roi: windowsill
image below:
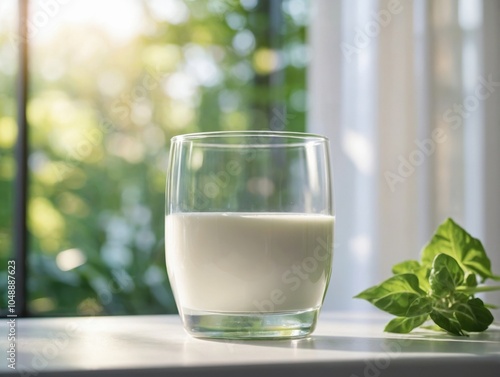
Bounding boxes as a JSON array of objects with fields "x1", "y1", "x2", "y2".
[{"x1": 3, "y1": 312, "x2": 500, "y2": 376}]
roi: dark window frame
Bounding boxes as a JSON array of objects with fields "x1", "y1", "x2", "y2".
[{"x1": 13, "y1": 0, "x2": 28, "y2": 317}]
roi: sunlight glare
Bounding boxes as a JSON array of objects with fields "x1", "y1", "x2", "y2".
[
  {"x1": 342, "y1": 129, "x2": 374, "y2": 175},
  {"x1": 349, "y1": 234, "x2": 372, "y2": 261},
  {"x1": 33, "y1": 0, "x2": 146, "y2": 44},
  {"x1": 56, "y1": 248, "x2": 87, "y2": 271}
]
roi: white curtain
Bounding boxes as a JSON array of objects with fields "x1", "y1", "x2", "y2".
[{"x1": 308, "y1": 0, "x2": 500, "y2": 313}]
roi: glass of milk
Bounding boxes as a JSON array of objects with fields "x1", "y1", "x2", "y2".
[{"x1": 165, "y1": 131, "x2": 334, "y2": 339}]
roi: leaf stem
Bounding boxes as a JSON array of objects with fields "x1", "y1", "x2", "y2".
[{"x1": 456, "y1": 285, "x2": 500, "y2": 293}]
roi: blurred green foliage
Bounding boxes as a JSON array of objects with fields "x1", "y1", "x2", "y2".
[{"x1": 0, "y1": 0, "x2": 308, "y2": 316}]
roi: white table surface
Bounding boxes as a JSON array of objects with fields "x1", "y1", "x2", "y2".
[{"x1": 1, "y1": 312, "x2": 499, "y2": 376}]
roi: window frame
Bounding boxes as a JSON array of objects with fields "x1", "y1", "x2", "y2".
[{"x1": 12, "y1": 0, "x2": 28, "y2": 318}]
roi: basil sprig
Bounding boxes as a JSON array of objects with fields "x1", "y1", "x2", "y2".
[{"x1": 355, "y1": 218, "x2": 500, "y2": 335}]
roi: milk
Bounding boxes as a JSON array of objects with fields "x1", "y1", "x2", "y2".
[{"x1": 165, "y1": 212, "x2": 334, "y2": 313}]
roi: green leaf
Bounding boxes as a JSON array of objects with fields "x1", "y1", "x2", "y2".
[
  {"x1": 430, "y1": 309, "x2": 465, "y2": 336},
  {"x1": 422, "y1": 218, "x2": 496, "y2": 281},
  {"x1": 384, "y1": 315, "x2": 429, "y2": 333},
  {"x1": 465, "y1": 273, "x2": 477, "y2": 287},
  {"x1": 392, "y1": 260, "x2": 420, "y2": 274},
  {"x1": 429, "y1": 253, "x2": 465, "y2": 297},
  {"x1": 454, "y1": 298, "x2": 494, "y2": 332},
  {"x1": 355, "y1": 274, "x2": 426, "y2": 316},
  {"x1": 392, "y1": 260, "x2": 431, "y2": 292},
  {"x1": 453, "y1": 292, "x2": 471, "y2": 303},
  {"x1": 406, "y1": 296, "x2": 433, "y2": 316},
  {"x1": 355, "y1": 218, "x2": 498, "y2": 335}
]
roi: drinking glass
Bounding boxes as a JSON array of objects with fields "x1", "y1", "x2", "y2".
[{"x1": 165, "y1": 131, "x2": 334, "y2": 339}]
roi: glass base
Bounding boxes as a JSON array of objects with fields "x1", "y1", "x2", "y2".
[{"x1": 181, "y1": 307, "x2": 320, "y2": 339}]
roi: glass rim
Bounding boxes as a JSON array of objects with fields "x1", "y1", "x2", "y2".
[{"x1": 170, "y1": 130, "x2": 329, "y2": 148}]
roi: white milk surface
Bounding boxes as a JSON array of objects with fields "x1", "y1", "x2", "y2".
[{"x1": 166, "y1": 213, "x2": 334, "y2": 313}]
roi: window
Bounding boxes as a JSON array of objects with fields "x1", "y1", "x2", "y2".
[
  {"x1": 1, "y1": 0, "x2": 310, "y2": 317},
  {"x1": 7, "y1": 0, "x2": 498, "y2": 320},
  {"x1": 1, "y1": 0, "x2": 20, "y2": 313}
]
